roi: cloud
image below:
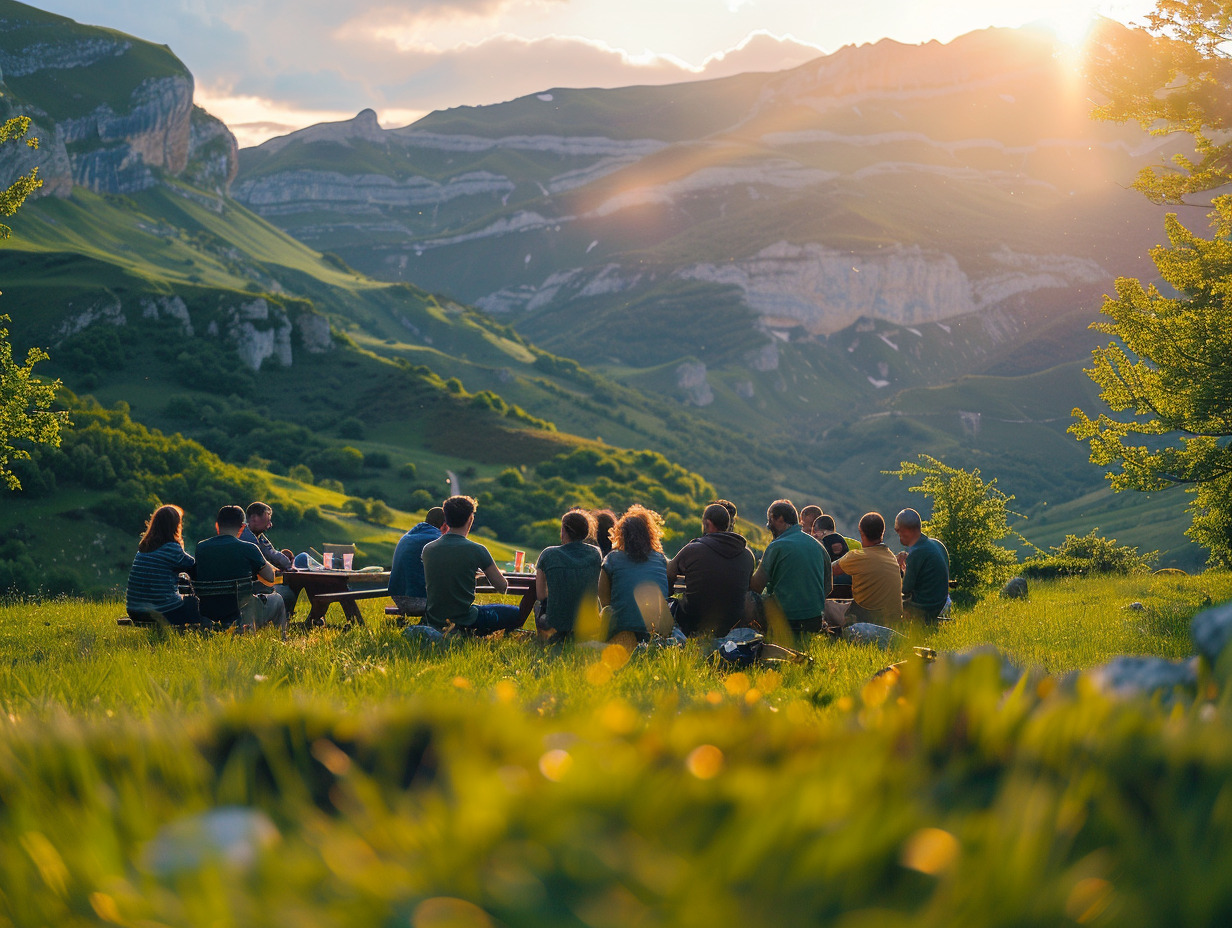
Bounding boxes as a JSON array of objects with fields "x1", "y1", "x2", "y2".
[{"x1": 37, "y1": 1, "x2": 822, "y2": 145}]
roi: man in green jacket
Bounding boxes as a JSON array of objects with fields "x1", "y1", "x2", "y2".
[{"x1": 750, "y1": 499, "x2": 832, "y2": 639}]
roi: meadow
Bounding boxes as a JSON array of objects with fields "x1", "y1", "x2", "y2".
[{"x1": 1, "y1": 573, "x2": 1230, "y2": 926}]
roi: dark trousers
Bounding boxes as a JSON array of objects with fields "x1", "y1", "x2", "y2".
[{"x1": 463, "y1": 604, "x2": 524, "y2": 636}]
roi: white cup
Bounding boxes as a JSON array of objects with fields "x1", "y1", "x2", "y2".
[
  {"x1": 342, "y1": 552, "x2": 354, "y2": 570},
  {"x1": 323, "y1": 552, "x2": 333, "y2": 569}
]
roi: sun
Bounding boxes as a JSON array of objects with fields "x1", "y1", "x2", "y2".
[{"x1": 1036, "y1": 10, "x2": 1098, "y2": 50}]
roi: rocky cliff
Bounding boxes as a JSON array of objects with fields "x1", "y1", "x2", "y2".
[{"x1": 0, "y1": 0, "x2": 237, "y2": 197}]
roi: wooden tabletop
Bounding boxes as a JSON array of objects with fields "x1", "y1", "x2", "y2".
[{"x1": 281, "y1": 569, "x2": 390, "y2": 582}]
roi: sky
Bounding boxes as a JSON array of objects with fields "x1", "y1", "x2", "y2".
[{"x1": 36, "y1": 0, "x2": 1154, "y2": 148}]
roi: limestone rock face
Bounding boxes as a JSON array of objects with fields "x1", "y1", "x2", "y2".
[
  {"x1": 675, "y1": 361, "x2": 714, "y2": 407},
  {"x1": 0, "y1": 14, "x2": 237, "y2": 197}
]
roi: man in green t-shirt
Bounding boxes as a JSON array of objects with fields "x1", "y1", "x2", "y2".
[
  {"x1": 750, "y1": 499, "x2": 832, "y2": 638},
  {"x1": 894, "y1": 508, "x2": 950, "y2": 622},
  {"x1": 421, "y1": 495, "x2": 524, "y2": 635}
]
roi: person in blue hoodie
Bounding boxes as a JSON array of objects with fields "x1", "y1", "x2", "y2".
[{"x1": 388, "y1": 506, "x2": 446, "y2": 615}]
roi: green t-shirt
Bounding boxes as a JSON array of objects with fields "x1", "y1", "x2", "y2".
[
  {"x1": 760, "y1": 524, "x2": 831, "y2": 623},
  {"x1": 193, "y1": 534, "x2": 267, "y2": 583},
  {"x1": 902, "y1": 535, "x2": 950, "y2": 618},
  {"x1": 537, "y1": 541, "x2": 602, "y2": 635},
  {"x1": 422, "y1": 533, "x2": 495, "y2": 627}
]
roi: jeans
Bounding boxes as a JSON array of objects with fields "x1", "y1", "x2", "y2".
[{"x1": 464, "y1": 604, "x2": 524, "y2": 636}]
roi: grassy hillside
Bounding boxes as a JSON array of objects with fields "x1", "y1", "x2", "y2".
[{"x1": 0, "y1": 573, "x2": 1229, "y2": 924}]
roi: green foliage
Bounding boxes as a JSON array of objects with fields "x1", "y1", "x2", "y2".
[
  {"x1": 0, "y1": 116, "x2": 42, "y2": 239},
  {"x1": 408, "y1": 489, "x2": 435, "y2": 510},
  {"x1": 364, "y1": 451, "x2": 391, "y2": 469},
  {"x1": 1022, "y1": 529, "x2": 1157, "y2": 580},
  {"x1": 1089, "y1": 4, "x2": 1232, "y2": 203},
  {"x1": 0, "y1": 315, "x2": 66, "y2": 491},
  {"x1": 397, "y1": 462, "x2": 418, "y2": 480},
  {"x1": 475, "y1": 447, "x2": 715, "y2": 551},
  {"x1": 311, "y1": 446, "x2": 365, "y2": 479},
  {"x1": 887, "y1": 455, "x2": 1021, "y2": 599},
  {"x1": 289, "y1": 463, "x2": 314, "y2": 483},
  {"x1": 337, "y1": 416, "x2": 365, "y2": 440},
  {"x1": 1081, "y1": 3, "x2": 1232, "y2": 567}
]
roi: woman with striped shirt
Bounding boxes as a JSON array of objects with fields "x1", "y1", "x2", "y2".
[{"x1": 125, "y1": 504, "x2": 202, "y2": 625}]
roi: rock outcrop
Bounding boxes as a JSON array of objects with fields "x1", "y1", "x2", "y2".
[{"x1": 0, "y1": 8, "x2": 237, "y2": 197}]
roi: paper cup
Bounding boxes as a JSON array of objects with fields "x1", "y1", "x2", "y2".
[
  {"x1": 323, "y1": 552, "x2": 333, "y2": 569},
  {"x1": 342, "y1": 552, "x2": 354, "y2": 570}
]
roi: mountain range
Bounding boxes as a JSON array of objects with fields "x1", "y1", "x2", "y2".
[{"x1": 0, "y1": 0, "x2": 1202, "y2": 584}]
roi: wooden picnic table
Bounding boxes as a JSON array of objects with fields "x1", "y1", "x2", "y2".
[{"x1": 280, "y1": 569, "x2": 390, "y2": 626}]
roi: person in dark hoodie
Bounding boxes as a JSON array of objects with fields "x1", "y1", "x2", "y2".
[
  {"x1": 532, "y1": 509, "x2": 603, "y2": 640},
  {"x1": 666, "y1": 502, "x2": 757, "y2": 636},
  {"x1": 388, "y1": 506, "x2": 446, "y2": 615}
]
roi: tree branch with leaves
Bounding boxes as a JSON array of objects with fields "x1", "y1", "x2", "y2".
[{"x1": 0, "y1": 115, "x2": 66, "y2": 490}]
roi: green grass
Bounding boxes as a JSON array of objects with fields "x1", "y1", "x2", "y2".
[{"x1": 0, "y1": 573, "x2": 1230, "y2": 925}]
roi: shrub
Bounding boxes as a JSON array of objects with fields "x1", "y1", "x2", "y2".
[
  {"x1": 365, "y1": 451, "x2": 391, "y2": 469},
  {"x1": 337, "y1": 417, "x2": 365, "y2": 440},
  {"x1": 887, "y1": 455, "x2": 1021, "y2": 601},
  {"x1": 408, "y1": 489, "x2": 435, "y2": 510},
  {"x1": 398, "y1": 462, "x2": 418, "y2": 480},
  {"x1": 311, "y1": 446, "x2": 364, "y2": 479},
  {"x1": 367, "y1": 500, "x2": 395, "y2": 526},
  {"x1": 1022, "y1": 530, "x2": 1157, "y2": 580},
  {"x1": 289, "y1": 464, "x2": 314, "y2": 483}
]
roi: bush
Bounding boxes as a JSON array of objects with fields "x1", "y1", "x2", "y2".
[
  {"x1": 337, "y1": 417, "x2": 365, "y2": 440},
  {"x1": 408, "y1": 489, "x2": 435, "y2": 510},
  {"x1": 398, "y1": 462, "x2": 418, "y2": 480},
  {"x1": 365, "y1": 451, "x2": 391, "y2": 469},
  {"x1": 887, "y1": 455, "x2": 1021, "y2": 600},
  {"x1": 311, "y1": 446, "x2": 364, "y2": 479},
  {"x1": 289, "y1": 464, "x2": 314, "y2": 484},
  {"x1": 498, "y1": 468, "x2": 524, "y2": 488},
  {"x1": 368, "y1": 500, "x2": 395, "y2": 526},
  {"x1": 1022, "y1": 530, "x2": 1157, "y2": 580}
]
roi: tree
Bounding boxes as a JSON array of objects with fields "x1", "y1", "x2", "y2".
[
  {"x1": 1074, "y1": 3, "x2": 1232, "y2": 565},
  {"x1": 886, "y1": 455, "x2": 1021, "y2": 600},
  {"x1": 0, "y1": 116, "x2": 64, "y2": 491}
]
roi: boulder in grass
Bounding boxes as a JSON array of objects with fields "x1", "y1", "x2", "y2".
[
  {"x1": 145, "y1": 807, "x2": 279, "y2": 876},
  {"x1": 1087, "y1": 656, "x2": 1198, "y2": 702},
  {"x1": 1124, "y1": 601, "x2": 1146, "y2": 612},
  {"x1": 943, "y1": 645, "x2": 1026, "y2": 687},
  {"x1": 1001, "y1": 576, "x2": 1029, "y2": 599},
  {"x1": 844, "y1": 623, "x2": 903, "y2": 650},
  {"x1": 402, "y1": 624, "x2": 446, "y2": 647},
  {"x1": 1192, "y1": 601, "x2": 1232, "y2": 666}
]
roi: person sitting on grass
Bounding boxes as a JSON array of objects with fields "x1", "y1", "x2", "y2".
[
  {"x1": 667, "y1": 502, "x2": 756, "y2": 637},
  {"x1": 799, "y1": 504, "x2": 823, "y2": 537},
  {"x1": 750, "y1": 499, "x2": 832, "y2": 639},
  {"x1": 125, "y1": 504, "x2": 202, "y2": 626},
  {"x1": 421, "y1": 495, "x2": 523, "y2": 636},
  {"x1": 388, "y1": 506, "x2": 446, "y2": 617},
  {"x1": 812, "y1": 514, "x2": 852, "y2": 598},
  {"x1": 894, "y1": 507, "x2": 951, "y2": 622},
  {"x1": 712, "y1": 499, "x2": 738, "y2": 527},
  {"x1": 529, "y1": 509, "x2": 603, "y2": 641},
  {"x1": 599, "y1": 505, "x2": 672, "y2": 645},
  {"x1": 826, "y1": 512, "x2": 903, "y2": 628},
  {"x1": 593, "y1": 509, "x2": 617, "y2": 558},
  {"x1": 195, "y1": 505, "x2": 285, "y2": 633}
]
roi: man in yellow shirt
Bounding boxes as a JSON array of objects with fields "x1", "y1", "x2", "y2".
[{"x1": 825, "y1": 512, "x2": 903, "y2": 627}]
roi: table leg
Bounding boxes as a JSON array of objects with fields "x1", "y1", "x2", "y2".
[
  {"x1": 304, "y1": 596, "x2": 329, "y2": 627},
  {"x1": 342, "y1": 599, "x2": 365, "y2": 627}
]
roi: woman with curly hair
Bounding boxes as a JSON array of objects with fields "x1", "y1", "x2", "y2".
[
  {"x1": 598, "y1": 504, "x2": 671, "y2": 642},
  {"x1": 125, "y1": 504, "x2": 202, "y2": 625}
]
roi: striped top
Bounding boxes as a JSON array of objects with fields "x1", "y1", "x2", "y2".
[{"x1": 125, "y1": 542, "x2": 195, "y2": 614}]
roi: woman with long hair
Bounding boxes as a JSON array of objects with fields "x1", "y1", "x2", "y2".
[
  {"x1": 125, "y1": 504, "x2": 202, "y2": 625},
  {"x1": 598, "y1": 505, "x2": 671, "y2": 642}
]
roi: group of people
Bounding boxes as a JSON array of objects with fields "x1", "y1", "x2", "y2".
[
  {"x1": 126, "y1": 493, "x2": 950, "y2": 642},
  {"x1": 389, "y1": 495, "x2": 951, "y2": 644},
  {"x1": 125, "y1": 501, "x2": 296, "y2": 632}
]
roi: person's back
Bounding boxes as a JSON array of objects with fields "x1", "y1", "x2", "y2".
[
  {"x1": 422, "y1": 532, "x2": 491, "y2": 628},
  {"x1": 194, "y1": 505, "x2": 279, "y2": 628},
  {"x1": 761, "y1": 523, "x2": 831, "y2": 624},
  {"x1": 672, "y1": 531, "x2": 755, "y2": 636},
  {"x1": 389, "y1": 508, "x2": 446, "y2": 612},
  {"x1": 836, "y1": 545, "x2": 902, "y2": 623},
  {"x1": 902, "y1": 535, "x2": 950, "y2": 620},
  {"x1": 537, "y1": 540, "x2": 602, "y2": 635},
  {"x1": 603, "y1": 547, "x2": 669, "y2": 635}
]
